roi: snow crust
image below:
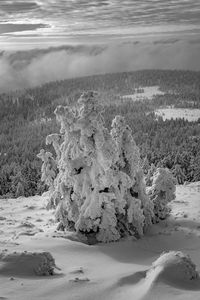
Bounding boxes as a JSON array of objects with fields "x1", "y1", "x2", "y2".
[{"x1": 0, "y1": 182, "x2": 200, "y2": 299}]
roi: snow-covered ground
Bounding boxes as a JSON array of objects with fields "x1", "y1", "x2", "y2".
[
  {"x1": 155, "y1": 108, "x2": 200, "y2": 121},
  {"x1": 1, "y1": 182, "x2": 200, "y2": 300},
  {"x1": 122, "y1": 86, "x2": 164, "y2": 101}
]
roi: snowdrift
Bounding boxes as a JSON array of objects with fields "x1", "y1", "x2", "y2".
[{"x1": 149, "y1": 251, "x2": 200, "y2": 288}]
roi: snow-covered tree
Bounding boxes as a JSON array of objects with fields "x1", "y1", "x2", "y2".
[
  {"x1": 142, "y1": 156, "x2": 150, "y2": 175},
  {"x1": 16, "y1": 181, "x2": 25, "y2": 197},
  {"x1": 148, "y1": 168, "x2": 177, "y2": 222},
  {"x1": 38, "y1": 91, "x2": 174, "y2": 243},
  {"x1": 145, "y1": 163, "x2": 156, "y2": 186},
  {"x1": 172, "y1": 164, "x2": 186, "y2": 184},
  {"x1": 37, "y1": 149, "x2": 57, "y2": 189},
  {"x1": 37, "y1": 149, "x2": 58, "y2": 208}
]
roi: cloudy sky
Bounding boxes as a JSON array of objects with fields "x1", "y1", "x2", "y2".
[
  {"x1": 0, "y1": 0, "x2": 200, "y2": 92},
  {"x1": 0, "y1": 0, "x2": 200, "y2": 48}
]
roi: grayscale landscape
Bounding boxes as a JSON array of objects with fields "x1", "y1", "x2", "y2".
[{"x1": 0, "y1": 1, "x2": 200, "y2": 300}]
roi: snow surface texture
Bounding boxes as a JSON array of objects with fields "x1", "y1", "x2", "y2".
[
  {"x1": 0, "y1": 182, "x2": 200, "y2": 299},
  {"x1": 38, "y1": 91, "x2": 176, "y2": 243}
]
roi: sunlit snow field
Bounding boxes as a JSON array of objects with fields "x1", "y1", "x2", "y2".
[
  {"x1": 155, "y1": 108, "x2": 200, "y2": 121},
  {"x1": 122, "y1": 86, "x2": 200, "y2": 121},
  {"x1": 122, "y1": 86, "x2": 164, "y2": 101},
  {"x1": 1, "y1": 183, "x2": 200, "y2": 300}
]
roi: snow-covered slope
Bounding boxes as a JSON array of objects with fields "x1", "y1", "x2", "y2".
[{"x1": 0, "y1": 182, "x2": 200, "y2": 300}]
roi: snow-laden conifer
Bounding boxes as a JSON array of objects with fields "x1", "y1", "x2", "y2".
[
  {"x1": 148, "y1": 168, "x2": 177, "y2": 222},
  {"x1": 38, "y1": 91, "x2": 175, "y2": 243}
]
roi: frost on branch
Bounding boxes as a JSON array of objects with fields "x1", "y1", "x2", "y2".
[
  {"x1": 148, "y1": 168, "x2": 177, "y2": 222},
  {"x1": 38, "y1": 91, "x2": 158, "y2": 243}
]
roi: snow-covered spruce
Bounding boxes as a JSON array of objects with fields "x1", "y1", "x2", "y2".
[
  {"x1": 38, "y1": 91, "x2": 175, "y2": 243},
  {"x1": 148, "y1": 168, "x2": 177, "y2": 222},
  {"x1": 145, "y1": 163, "x2": 156, "y2": 186}
]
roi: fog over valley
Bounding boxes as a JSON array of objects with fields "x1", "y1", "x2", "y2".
[{"x1": 1, "y1": 38, "x2": 200, "y2": 92}]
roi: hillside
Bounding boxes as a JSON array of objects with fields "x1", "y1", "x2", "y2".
[
  {"x1": 0, "y1": 182, "x2": 200, "y2": 299},
  {"x1": 0, "y1": 69, "x2": 200, "y2": 197}
]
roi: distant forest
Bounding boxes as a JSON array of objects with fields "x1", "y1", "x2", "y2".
[{"x1": 0, "y1": 69, "x2": 200, "y2": 198}]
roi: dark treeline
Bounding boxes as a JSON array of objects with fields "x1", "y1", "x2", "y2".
[
  {"x1": 0, "y1": 69, "x2": 200, "y2": 198},
  {"x1": 1, "y1": 69, "x2": 200, "y2": 119}
]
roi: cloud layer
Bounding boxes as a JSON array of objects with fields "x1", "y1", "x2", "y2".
[
  {"x1": 0, "y1": 40, "x2": 200, "y2": 93},
  {"x1": 0, "y1": 0, "x2": 200, "y2": 44}
]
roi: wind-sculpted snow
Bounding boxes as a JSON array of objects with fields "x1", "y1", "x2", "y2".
[
  {"x1": 38, "y1": 91, "x2": 176, "y2": 242},
  {"x1": 151, "y1": 251, "x2": 199, "y2": 284}
]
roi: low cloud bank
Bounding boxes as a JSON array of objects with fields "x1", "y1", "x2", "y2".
[{"x1": 0, "y1": 40, "x2": 200, "y2": 93}]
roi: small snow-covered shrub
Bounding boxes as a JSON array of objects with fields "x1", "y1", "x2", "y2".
[
  {"x1": 37, "y1": 149, "x2": 57, "y2": 190},
  {"x1": 152, "y1": 251, "x2": 199, "y2": 282},
  {"x1": 0, "y1": 251, "x2": 57, "y2": 276},
  {"x1": 38, "y1": 91, "x2": 175, "y2": 243},
  {"x1": 148, "y1": 168, "x2": 176, "y2": 222}
]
